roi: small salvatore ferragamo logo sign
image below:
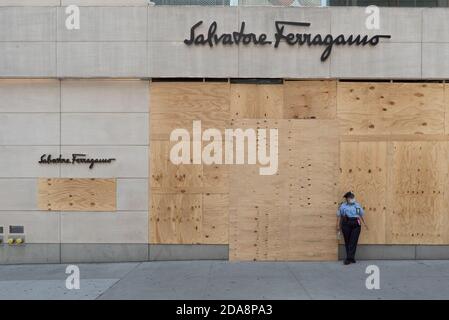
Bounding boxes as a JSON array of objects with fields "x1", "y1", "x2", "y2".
[
  {"x1": 38, "y1": 154, "x2": 116, "y2": 169},
  {"x1": 184, "y1": 20, "x2": 391, "y2": 61}
]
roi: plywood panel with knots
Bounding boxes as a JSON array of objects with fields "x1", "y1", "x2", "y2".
[
  {"x1": 338, "y1": 82, "x2": 445, "y2": 136},
  {"x1": 389, "y1": 141, "x2": 449, "y2": 244},
  {"x1": 37, "y1": 178, "x2": 116, "y2": 212},
  {"x1": 339, "y1": 141, "x2": 387, "y2": 244},
  {"x1": 284, "y1": 80, "x2": 337, "y2": 120}
]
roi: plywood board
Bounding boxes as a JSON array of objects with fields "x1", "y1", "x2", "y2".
[
  {"x1": 202, "y1": 164, "x2": 229, "y2": 194},
  {"x1": 151, "y1": 82, "x2": 230, "y2": 140},
  {"x1": 229, "y1": 119, "x2": 290, "y2": 208},
  {"x1": 150, "y1": 193, "x2": 202, "y2": 244},
  {"x1": 230, "y1": 84, "x2": 283, "y2": 119},
  {"x1": 388, "y1": 141, "x2": 449, "y2": 244},
  {"x1": 149, "y1": 80, "x2": 449, "y2": 251},
  {"x1": 202, "y1": 193, "x2": 229, "y2": 244},
  {"x1": 229, "y1": 119, "x2": 339, "y2": 261},
  {"x1": 38, "y1": 178, "x2": 116, "y2": 211},
  {"x1": 229, "y1": 207, "x2": 260, "y2": 261},
  {"x1": 284, "y1": 80, "x2": 337, "y2": 119},
  {"x1": 287, "y1": 120, "x2": 339, "y2": 260},
  {"x1": 288, "y1": 120, "x2": 339, "y2": 209},
  {"x1": 339, "y1": 142, "x2": 387, "y2": 244},
  {"x1": 445, "y1": 83, "x2": 449, "y2": 135},
  {"x1": 150, "y1": 140, "x2": 203, "y2": 194},
  {"x1": 289, "y1": 207, "x2": 338, "y2": 261},
  {"x1": 265, "y1": 206, "x2": 290, "y2": 261},
  {"x1": 338, "y1": 82, "x2": 445, "y2": 136},
  {"x1": 150, "y1": 82, "x2": 231, "y2": 245},
  {"x1": 228, "y1": 119, "x2": 289, "y2": 261}
]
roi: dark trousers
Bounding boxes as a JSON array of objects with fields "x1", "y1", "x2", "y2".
[{"x1": 341, "y1": 218, "x2": 361, "y2": 261}]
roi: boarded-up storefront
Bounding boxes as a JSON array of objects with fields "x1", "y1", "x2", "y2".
[{"x1": 149, "y1": 80, "x2": 449, "y2": 260}]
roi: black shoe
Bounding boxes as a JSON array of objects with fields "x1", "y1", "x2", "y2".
[
  {"x1": 343, "y1": 260, "x2": 351, "y2": 265},
  {"x1": 350, "y1": 259, "x2": 356, "y2": 263}
]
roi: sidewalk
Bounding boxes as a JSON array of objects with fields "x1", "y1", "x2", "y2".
[{"x1": 0, "y1": 260, "x2": 448, "y2": 300}]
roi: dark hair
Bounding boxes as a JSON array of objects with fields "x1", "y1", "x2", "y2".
[{"x1": 343, "y1": 191, "x2": 355, "y2": 199}]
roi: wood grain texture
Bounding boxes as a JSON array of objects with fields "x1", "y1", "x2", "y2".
[
  {"x1": 339, "y1": 142, "x2": 387, "y2": 244},
  {"x1": 284, "y1": 80, "x2": 337, "y2": 119},
  {"x1": 230, "y1": 84, "x2": 284, "y2": 119},
  {"x1": 287, "y1": 120, "x2": 339, "y2": 260},
  {"x1": 150, "y1": 140, "x2": 204, "y2": 194},
  {"x1": 288, "y1": 120, "x2": 339, "y2": 209},
  {"x1": 340, "y1": 140, "x2": 449, "y2": 245},
  {"x1": 150, "y1": 80, "x2": 449, "y2": 254},
  {"x1": 150, "y1": 193, "x2": 202, "y2": 244},
  {"x1": 202, "y1": 193, "x2": 229, "y2": 244},
  {"x1": 150, "y1": 82, "x2": 230, "y2": 245},
  {"x1": 229, "y1": 206, "x2": 260, "y2": 261},
  {"x1": 389, "y1": 141, "x2": 449, "y2": 244},
  {"x1": 338, "y1": 82, "x2": 445, "y2": 136},
  {"x1": 150, "y1": 82, "x2": 230, "y2": 140},
  {"x1": 229, "y1": 119, "x2": 339, "y2": 261},
  {"x1": 289, "y1": 207, "x2": 338, "y2": 261},
  {"x1": 340, "y1": 134, "x2": 449, "y2": 142},
  {"x1": 445, "y1": 83, "x2": 449, "y2": 135},
  {"x1": 229, "y1": 119, "x2": 290, "y2": 209},
  {"x1": 38, "y1": 178, "x2": 116, "y2": 212}
]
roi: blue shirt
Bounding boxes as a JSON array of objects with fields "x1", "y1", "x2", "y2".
[{"x1": 337, "y1": 202, "x2": 364, "y2": 218}]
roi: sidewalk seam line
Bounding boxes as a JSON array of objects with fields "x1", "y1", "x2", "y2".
[
  {"x1": 94, "y1": 262, "x2": 143, "y2": 300},
  {"x1": 284, "y1": 263, "x2": 313, "y2": 300}
]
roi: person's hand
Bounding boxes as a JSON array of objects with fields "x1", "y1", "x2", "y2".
[
  {"x1": 336, "y1": 226, "x2": 340, "y2": 232},
  {"x1": 364, "y1": 224, "x2": 369, "y2": 230}
]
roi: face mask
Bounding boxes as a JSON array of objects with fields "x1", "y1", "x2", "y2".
[{"x1": 348, "y1": 198, "x2": 355, "y2": 204}]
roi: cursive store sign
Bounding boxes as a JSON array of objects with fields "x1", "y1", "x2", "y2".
[
  {"x1": 184, "y1": 20, "x2": 391, "y2": 62},
  {"x1": 38, "y1": 154, "x2": 116, "y2": 169}
]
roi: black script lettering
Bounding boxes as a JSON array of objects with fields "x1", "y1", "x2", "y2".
[
  {"x1": 185, "y1": 21, "x2": 272, "y2": 47},
  {"x1": 369, "y1": 35, "x2": 391, "y2": 46},
  {"x1": 334, "y1": 34, "x2": 347, "y2": 45},
  {"x1": 39, "y1": 153, "x2": 115, "y2": 169},
  {"x1": 207, "y1": 21, "x2": 218, "y2": 47},
  {"x1": 274, "y1": 21, "x2": 311, "y2": 48},
  {"x1": 38, "y1": 154, "x2": 71, "y2": 165},
  {"x1": 185, "y1": 20, "x2": 391, "y2": 62},
  {"x1": 71, "y1": 154, "x2": 116, "y2": 169},
  {"x1": 311, "y1": 34, "x2": 323, "y2": 45},
  {"x1": 184, "y1": 20, "x2": 203, "y2": 45}
]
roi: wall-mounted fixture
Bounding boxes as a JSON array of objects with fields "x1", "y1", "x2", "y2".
[{"x1": 8, "y1": 225, "x2": 25, "y2": 246}]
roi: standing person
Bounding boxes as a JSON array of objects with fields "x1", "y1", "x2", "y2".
[{"x1": 336, "y1": 192, "x2": 368, "y2": 265}]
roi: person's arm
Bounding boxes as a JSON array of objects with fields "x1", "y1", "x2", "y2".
[
  {"x1": 360, "y1": 216, "x2": 368, "y2": 230},
  {"x1": 357, "y1": 206, "x2": 368, "y2": 230},
  {"x1": 336, "y1": 205, "x2": 342, "y2": 231}
]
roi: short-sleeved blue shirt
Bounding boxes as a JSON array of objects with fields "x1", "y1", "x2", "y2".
[{"x1": 337, "y1": 202, "x2": 364, "y2": 218}]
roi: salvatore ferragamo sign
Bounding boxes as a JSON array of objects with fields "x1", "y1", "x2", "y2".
[
  {"x1": 184, "y1": 20, "x2": 391, "y2": 61},
  {"x1": 38, "y1": 154, "x2": 116, "y2": 169}
]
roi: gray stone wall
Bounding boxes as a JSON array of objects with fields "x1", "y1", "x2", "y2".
[
  {"x1": 0, "y1": 79, "x2": 149, "y2": 263},
  {"x1": 0, "y1": 4, "x2": 447, "y2": 79}
]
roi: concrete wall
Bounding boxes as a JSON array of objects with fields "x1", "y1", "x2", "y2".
[
  {"x1": 0, "y1": 5, "x2": 447, "y2": 79},
  {"x1": 338, "y1": 245, "x2": 449, "y2": 260},
  {"x1": 0, "y1": 79, "x2": 150, "y2": 263}
]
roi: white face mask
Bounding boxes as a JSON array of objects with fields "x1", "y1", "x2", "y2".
[{"x1": 348, "y1": 198, "x2": 355, "y2": 204}]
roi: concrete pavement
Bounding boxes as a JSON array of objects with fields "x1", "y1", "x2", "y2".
[{"x1": 0, "y1": 260, "x2": 449, "y2": 299}]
